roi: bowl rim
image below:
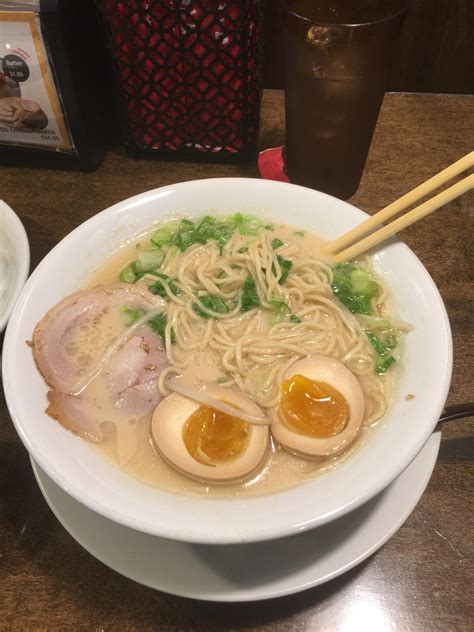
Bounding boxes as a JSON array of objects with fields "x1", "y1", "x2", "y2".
[{"x1": 2, "y1": 178, "x2": 453, "y2": 543}]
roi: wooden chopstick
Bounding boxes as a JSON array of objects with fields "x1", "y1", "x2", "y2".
[
  {"x1": 331, "y1": 173, "x2": 474, "y2": 263},
  {"x1": 322, "y1": 151, "x2": 474, "y2": 258}
]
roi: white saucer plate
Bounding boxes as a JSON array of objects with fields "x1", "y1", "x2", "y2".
[
  {"x1": 0, "y1": 200, "x2": 30, "y2": 331},
  {"x1": 31, "y1": 433, "x2": 441, "y2": 602}
]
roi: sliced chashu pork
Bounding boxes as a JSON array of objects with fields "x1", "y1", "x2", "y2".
[
  {"x1": 32, "y1": 284, "x2": 167, "y2": 442},
  {"x1": 103, "y1": 326, "x2": 167, "y2": 413}
]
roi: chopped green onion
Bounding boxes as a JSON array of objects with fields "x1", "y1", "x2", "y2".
[
  {"x1": 174, "y1": 229, "x2": 202, "y2": 252},
  {"x1": 272, "y1": 254, "x2": 293, "y2": 284},
  {"x1": 192, "y1": 295, "x2": 230, "y2": 319},
  {"x1": 357, "y1": 314, "x2": 391, "y2": 331},
  {"x1": 271, "y1": 238, "x2": 284, "y2": 249},
  {"x1": 241, "y1": 276, "x2": 260, "y2": 312},
  {"x1": 119, "y1": 260, "x2": 144, "y2": 284},
  {"x1": 264, "y1": 224, "x2": 274, "y2": 230},
  {"x1": 216, "y1": 376, "x2": 229, "y2": 384},
  {"x1": 148, "y1": 273, "x2": 181, "y2": 300},
  {"x1": 366, "y1": 331, "x2": 388, "y2": 357},
  {"x1": 165, "y1": 214, "x2": 267, "y2": 254},
  {"x1": 195, "y1": 217, "x2": 230, "y2": 254},
  {"x1": 367, "y1": 330, "x2": 396, "y2": 374},
  {"x1": 137, "y1": 249, "x2": 165, "y2": 271},
  {"x1": 217, "y1": 270, "x2": 227, "y2": 279},
  {"x1": 385, "y1": 332, "x2": 397, "y2": 349},
  {"x1": 151, "y1": 220, "x2": 180, "y2": 247},
  {"x1": 376, "y1": 356, "x2": 396, "y2": 374},
  {"x1": 268, "y1": 298, "x2": 301, "y2": 324},
  {"x1": 119, "y1": 265, "x2": 137, "y2": 284},
  {"x1": 267, "y1": 298, "x2": 288, "y2": 315},
  {"x1": 148, "y1": 214, "x2": 270, "y2": 257},
  {"x1": 332, "y1": 263, "x2": 378, "y2": 315},
  {"x1": 121, "y1": 307, "x2": 145, "y2": 326},
  {"x1": 131, "y1": 261, "x2": 144, "y2": 275},
  {"x1": 148, "y1": 313, "x2": 176, "y2": 344},
  {"x1": 238, "y1": 246, "x2": 249, "y2": 253},
  {"x1": 268, "y1": 298, "x2": 287, "y2": 324},
  {"x1": 294, "y1": 231, "x2": 305, "y2": 237},
  {"x1": 230, "y1": 213, "x2": 266, "y2": 236}
]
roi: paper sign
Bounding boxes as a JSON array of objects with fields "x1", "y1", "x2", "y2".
[{"x1": 0, "y1": 11, "x2": 74, "y2": 151}]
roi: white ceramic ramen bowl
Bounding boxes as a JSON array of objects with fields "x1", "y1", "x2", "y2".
[{"x1": 2, "y1": 178, "x2": 452, "y2": 544}]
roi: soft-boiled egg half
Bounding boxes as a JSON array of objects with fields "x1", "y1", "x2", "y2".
[
  {"x1": 152, "y1": 385, "x2": 269, "y2": 482},
  {"x1": 270, "y1": 355, "x2": 365, "y2": 458}
]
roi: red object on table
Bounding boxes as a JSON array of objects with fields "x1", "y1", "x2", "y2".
[
  {"x1": 258, "y1": 146, "x2": 289, "y2": 182},
  {"x1": 99, "y1": 0, "x2": 264, "y2": 162}
]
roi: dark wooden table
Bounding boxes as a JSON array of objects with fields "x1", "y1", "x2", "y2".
[{"x1": 1, "y1": 91, "x2": 473, "y2": 630}]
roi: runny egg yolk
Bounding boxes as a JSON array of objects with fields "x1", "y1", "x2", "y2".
[
  {"x1": 279, "y1": 374, "x2": 349, "y2": 438},
  {"x1": 183, "y1": 405, "x2": 250, "y2": 466}
]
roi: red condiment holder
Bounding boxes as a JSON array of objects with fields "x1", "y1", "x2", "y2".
[{"x1": 98, "y1": 0, "x2": 264, "y2": 163}]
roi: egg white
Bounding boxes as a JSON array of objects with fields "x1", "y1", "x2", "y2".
[
  {"x1": 270, "y1": 355, "x2": 365, "y2": 458},
  {"x1": 151, "y1": 385, "x2": 269, "y2": 482}
]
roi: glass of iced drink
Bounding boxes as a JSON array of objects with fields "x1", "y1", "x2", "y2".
[{"x1": 284, "y1": 0, "x2": 407, "y2": 199}]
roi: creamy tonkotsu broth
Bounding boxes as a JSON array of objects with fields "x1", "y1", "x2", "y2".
[{"x1": 32, "y1": 214, "x2": 404, "y2": 498}]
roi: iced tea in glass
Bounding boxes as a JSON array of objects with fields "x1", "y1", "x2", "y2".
[{"x1": 284, "y1": 0, "x2": 407, "y2": 199}]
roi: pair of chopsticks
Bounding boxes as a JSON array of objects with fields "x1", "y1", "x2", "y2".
[{"x1": 322, "y1": 151, "x2": 474, "y2": 262}]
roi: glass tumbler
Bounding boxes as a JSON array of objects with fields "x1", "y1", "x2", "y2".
[{"x1": 284, "y1": 0, "x2": 407, "y2": 199}]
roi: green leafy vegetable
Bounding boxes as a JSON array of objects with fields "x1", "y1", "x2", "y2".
[
  {"x1": 148, "y1": 313, "x2": 176, "y2": 344},
  {"x1": 121, "y1": 307, "x2": 145, "y2": 326},
  {"x1": 192, "y1": 295, "x2": 230, "y2": 319},
  {"x1": 271, "y1": 238, "x2": 284, "y2": 249},
  {"x1": 331, "y1": 263, "x2": 379, "y2": 315},
  {"x1": 241, "y1": 276, "x2": 261, "y2": 312},
  {"x1": 272, "y1": 254, "x2": 293, "y2": 284},
  {"x1": 148, "y1": 273, "x2": 181, "y2": 300}
]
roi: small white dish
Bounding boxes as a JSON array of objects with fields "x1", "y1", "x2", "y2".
[
  {"x1": 3, "y1": 178, "x2": 452, "y2": 543},
  {"x1": 0, "y1": 200, "x2": 30, "y2": 331},
  {"x1": 31, "y1": 432, "x2": 441, "y2": 602}
]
